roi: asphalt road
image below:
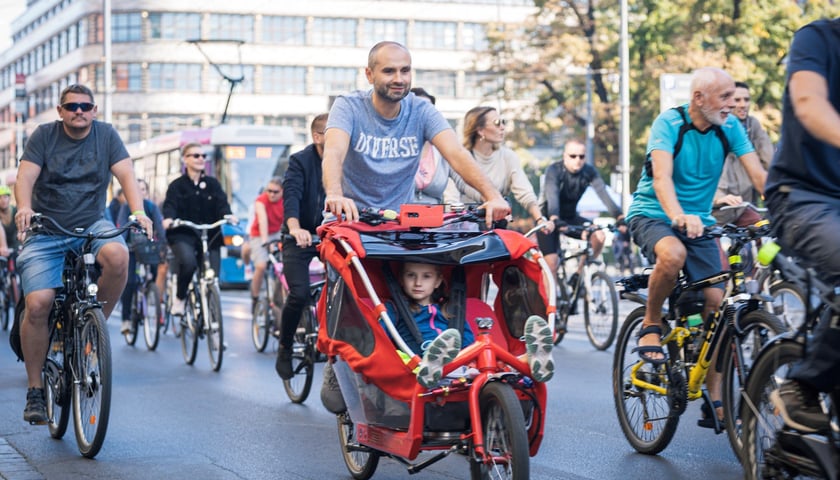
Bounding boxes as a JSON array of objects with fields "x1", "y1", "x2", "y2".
[{"x1": 0, "y1": 290, "x2": 745, "y2": 480}]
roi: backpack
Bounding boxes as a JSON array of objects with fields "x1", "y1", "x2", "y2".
[{"x1": 644, "y1": 105, "x2": 731, "y2": 177}]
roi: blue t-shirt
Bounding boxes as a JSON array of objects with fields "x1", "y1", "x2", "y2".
[
  {"x1": 384, "y1": 302, "x2": 475, "y2": 355},
  {"x1": 326, "y1": 90, "x2": 452, "y2": 211},
  {"x1": 627, "y1": 105, "x2": 754, "y2": 225},
  {"x1": 766, "y1": 19, "x2": 840, "y2": 199}
]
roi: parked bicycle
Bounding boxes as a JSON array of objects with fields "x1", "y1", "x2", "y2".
[
  {"x1": 552, "y1": 222, "x2": 619, "y2": 350},
  {"x1": 740, "y1": 241, "x2": 840, "y2": 479},
  {"x1": 31, "y1": 213, "x2": 143, "y2": 458},
  {"x1": 122, "y1": 259, "x2": 162, "y2": 351},
  {"x1": 612, "y1": 223, "x2": 787, "y2": 458},
  {"x1": 170, "y1": 216, "x2": 235, "y2": 372}
]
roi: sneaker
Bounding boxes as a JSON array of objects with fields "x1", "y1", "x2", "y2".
[
  {"x1": 23, "y1": 387, "x2": 47, "y2": 425},
  {"x1": 320, "y1": 361, "x2": 347, "y2": 414},
  {"x1": 524, "y1": 315, "x2": 555, "y2": 382},
  {"x1": 275, "y1": 344, "x2": 294, "y2": 380},
  {"x1": 120, "y1": 320, "x2": 132, "y2": 335},
  {"x1": 416, "y1": 328, "x2": 461, "y2": 389},
  {"x1": 770, "y1": 379, "x2": 829, "y2": 433},
  {"x1": 170, "y1": 297, "x2": 186, "y2": 316}
]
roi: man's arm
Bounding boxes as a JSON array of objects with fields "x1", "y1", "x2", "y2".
[
  {"x1": 649, "y1": 149, "x2": 703, "y2": 238},
  {"x1": 111, "y1": 158, "x2": 153, "y2": 237},
  {"x1": 430, "y1": 129, "x2": 510, "y2": 225},
  {"x1": 322, "y1": 128, "x2": 359, "y2": 222},
  {"x1": 13, "y1": 161, "x2": 41, "y2": 240},
  {"x1": 789, "y1": 70, "x2": 840, "y2": 149},
  {"x1": 737, "y1": 151, "x2": 767, "y2": 197},
  {"x1": 254, "y1": 201, "x2": 269, "y2": 244}
]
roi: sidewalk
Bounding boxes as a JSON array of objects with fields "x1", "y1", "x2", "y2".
[{"x1": 0, "y1": 438, "x2": 42, "y2": 480}]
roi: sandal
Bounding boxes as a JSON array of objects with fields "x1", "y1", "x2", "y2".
[
  {"x1": 697, "y1": 400, "x2": 725, "y2": 431},
  {"x1": 632, "y1": 324, "x2": 667, "y2": 365}
]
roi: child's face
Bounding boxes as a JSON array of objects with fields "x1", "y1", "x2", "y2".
[{"x1": 400, "y1": 263, "x2": 443, "y2": 306}]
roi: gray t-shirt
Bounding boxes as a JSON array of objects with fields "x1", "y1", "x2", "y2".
[
  {"x1": 21, "y1": 120, "x2": 129, "y2": 230},
  {"x1": 327, "y1": 90, "x2": 451, "y2": 211}
]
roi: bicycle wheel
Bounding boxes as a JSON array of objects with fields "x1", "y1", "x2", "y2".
[
  {"x1": 283, "y1": 307, "x2": 315, "y2": 403},
  {"x1": 142, "y1": 282, "x2": 162, "y2": 351},
  {"x1": 251, "y1": 273, "x2": 271, "y2": 352},
  {"x1": 337, "y1": 412, "x2": 380, "y2": 480},
  {"x1": 43, "y1": 353, "x2": 70, "y2": 439},
  {"x1": 612, "y1": 306, "x2": 680, "y2": 455},
  {"x1": 205, "y1": 284, "x2": 224, "y2": 372},
  {"x1": 469, "y1": 381, "x2": 530, "y2": 480},
  {"x1": 740, "y1": 341, "x2": 803, "y2": 480},
  {"x1": 0, "y1": 276, "x2": 9, "y2": 331},
  {"x1": 72, "y1": 307, "x2": 111, "y2": 458},
  {"x1": 123, "y1": 288, "x2": 139, "y2": 346},
  {"x1": 721, "y1": 309, "x2": 787, "y2": 462},
  {"x1": 553, "y1": 277, "x2": 569, "y2": 345},
  {"x1": 584, "y1": 270, "x2": 619, "y2": 350},
  {"x1": 180, "y1": 295, "x2": 199, "y2": 365},
  {"x1": 768, "y1": 281, "x2": 807, "y2": 331}
]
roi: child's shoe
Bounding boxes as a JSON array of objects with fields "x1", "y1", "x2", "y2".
[
  {"x1": 416, "y1": 329, "x2": 461, "y2": 389},
  {"x1": 524, "y1": 315, "x2": 554, "y2": 382}
]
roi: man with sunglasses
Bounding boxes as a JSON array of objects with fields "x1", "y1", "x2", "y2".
[
  {"x1": 537, "y1": 138, "x2": 623, "y2": 308},
  {"x1": 14, "y1": 84, "x2": 153, "y2": 424},
  {"x1": 162, "y1": 142, "x2": 233, "y2": 317},
  {"x1": 247, "y1": 176, "x2": 284, "y2": 311}
]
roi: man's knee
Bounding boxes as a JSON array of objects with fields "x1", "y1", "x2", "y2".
[
  {"x1": 97, "y1": 242, "x2": 129, "y2": 275},
  {"x1": 24, "y1": 289, "x2": 55, "y2": 324},
  {"x1": 653, "y1": 237, "x2": 686, "y2": 271}
]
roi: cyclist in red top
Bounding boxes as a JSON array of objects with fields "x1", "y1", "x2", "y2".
[{"x1": 249, "y1": 177, "x2": 284, "y2": 310}]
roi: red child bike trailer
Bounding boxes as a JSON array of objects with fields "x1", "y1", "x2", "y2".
[{"x1": 316, "y1": 205, "x2": 556, "y2": 479}]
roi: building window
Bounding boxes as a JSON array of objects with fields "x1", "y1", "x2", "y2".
[
  {"x1": 209, "y1": 65, "x2": 254, "y2": 94},
  {"x1": 149, "y1": 12, "x2": 201, "y2": 40},
  {"x1": 412, "y1": 21, "x2": 457, "y2": 50},
  {"x1": 207, "y1": 14, "x2": 254, "y2": 42},
  {"x1": 311, "y1": 67, "x2": 357, "y2": 95},
  {"x1": 311, "y1": 18, "x2": 357, "y2": 47},
  {"x1": 148, "y1": 63, "x2": 202, "y2": 91},
  {"x1": 364, "y1": 19, "x2": 407, "y2": 45},
  {"x1": 463, "y1": 71, "x2": 497, "y2": 99},
  {"x1": 262, "y1": 16, "x2": 305, "y2": 45},
  {"x1": 114, "y1": 114, "x2": 142, "y2": 143},
  {"x1": 462, "y1": 23, "x2": 488, "y2": 51},
  {"x1": 414, "y1": 70, "x2": 456, "y2": 97},
  {"x1": 262, "y1": 66, "x2": 305, "y2": 94},
  {"x1": 112, "y1": 12, "x2": 142, "y2": 43},
  {"x1": 115, "y1": 63, "x2": 142, "y2": 92},
  {"x1": 68, "y1": 23, "x2": 78, "y2": 51}
]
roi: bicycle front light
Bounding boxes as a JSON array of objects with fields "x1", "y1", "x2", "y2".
[
  {"x1": 87, "y1": 283, "x2": 99, "y2": 297},
  {"x1": 204, "y1": 268, "x2": 215, "y2": 280}
]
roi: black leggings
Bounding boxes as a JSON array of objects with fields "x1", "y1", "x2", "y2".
[
  {"x1": 169, "y1": 240, "x2": 220, "y2": 300},
  {"x1": 278, "y1": 238, "x2": 318, "y2": 349}
]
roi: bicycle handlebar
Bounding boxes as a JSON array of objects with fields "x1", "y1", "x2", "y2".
[
  {"x1": 30, "y1": 213, "x2": 146, "y2": 240},
  {"x1": 714, "y1": 201, "x2": 768, "y2": 213},
  {"x1": 171, "y1": 215, "x2": 236, "y2": 231}
]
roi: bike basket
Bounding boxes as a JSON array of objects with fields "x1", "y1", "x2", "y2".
[{"x1": 132, "y1": 239, "x2": 161, "y2": 265}]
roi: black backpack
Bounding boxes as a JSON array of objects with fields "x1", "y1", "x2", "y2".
[{"x1": 644, "y1": 105, "x2": 731, "y2": 177}]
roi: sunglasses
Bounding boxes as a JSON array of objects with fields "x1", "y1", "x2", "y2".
[
  {"x1": 61, "y1": 102, "x2": 95, "y2": 112},
  {"x1": 492, "y1": 118, "x2": 507, "y2": 127},
  {"x1": 185, "y1": 153, "x2": 206, "y2": 159},
  {"x1": 266, "y1": 189, "x2": 281, "y2": 194},
  {"x1": 567, "y1": 153, "x2": 586, "y2": 159}
]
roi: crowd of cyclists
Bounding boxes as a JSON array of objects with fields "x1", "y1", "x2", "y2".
[{"x1": 1, "y1": 17, "x2": 838, "y2": 475}]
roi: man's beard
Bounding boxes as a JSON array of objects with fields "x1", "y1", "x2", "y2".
[
  {"x1": 375, "y1": 82, "x2": 409, "y2": 103},
  {"x1": 700, "y1": 104, "x2": 727, "y2": 127}
]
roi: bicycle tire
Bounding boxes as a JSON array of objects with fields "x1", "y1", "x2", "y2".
[
  {"x1": 740, "y1": 341, "x2": 803, "y2": 480},
  {"x1": 612, "y1": 306, "x2": 680, "y2": 455},
  {"x1": 721, "y1": 309, "x2": 787, "y2": 462},
  {"x1": 205, "y1": 284, "x2": 224, "y2": 372},
  {"x1": 337, "y1": 412, "x2": 380, "y2": 480},
  {"x1": 123, "y1": 288, "x2": 139, "y2": 346},
  {"x1": 0, "y1": 276, "x2": 9, "y2": 331},
  {"x1": 44, "y1": 355, "x2": 70, "y2": 439},
  {"x1": 469, "y1": 381, "x2": 530, "y2": 480},
  {"x1": 553, "y1": 277, "x2": 569, "y2": 345},
  {"x1": 72, "y1": 307, "x2": 111, "y2": 458},
  {"x1": 180, "y1": 293, "x2": 199, "y2": 365},
  {"x1": 768, "y1": 281, "x2": 807, "y2": 331},
  {"x1": 143, "y1": 282, "x2": 162, "y2": 351},
  {"x1": 251, "y1": 271, "x2": 272, "y2": 352},
  {"x1": 584, "y1": 270, "x2": 619, "y2": 350},
  {"x1": 282, "y1": 307, "x2": 315, "y2": 403}
]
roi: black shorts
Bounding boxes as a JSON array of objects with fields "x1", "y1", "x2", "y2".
[
  {"x1": 536, "y1": 214, "x2": 590, "y2": 256},
  {"x1": 628, "y1": 215, "x2": 722, "y2": 286}
]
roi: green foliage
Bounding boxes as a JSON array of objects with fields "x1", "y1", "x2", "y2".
[{"x1": 483, "y1": 0, "x2": 836, "y2": 192}]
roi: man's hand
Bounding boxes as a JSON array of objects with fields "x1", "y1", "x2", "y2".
[
  {"x1": 14, "y1": 206, "x2": 34, "y2": 242},
  {"x1": 162, "y1": 218, "x2": 173, "y2": 230},
  {"x1": 480, "y1": 197, "x2": 511, "y2": 228},
  {"x1": 289, "y1": 228, "x2": 313, "y2": 247},
  {"x1": 133, "y1": 214, "x2": 154, "y2": 240},
  {"x1": 325, "y1": 194, "x2": 359, "y2": 223},
  {"x1": 671, "y1": 213, "x2": 704, "y2": 239},
  {"x1": 714, "y1": 194, "x2": 744, "y2": 208}
]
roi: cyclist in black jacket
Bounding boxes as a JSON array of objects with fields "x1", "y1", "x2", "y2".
[{"x1": 275, "y1": 113, "x2": 327, "y2": 380}]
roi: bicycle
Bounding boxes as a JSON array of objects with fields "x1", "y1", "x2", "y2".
[
  {"x1": 551, "y1": 222, "x2": 619, "y2": 350},
  {"x1": 612, "y1": 222, "x2": 787, "y2": 457},
  {"x1": 0, "y1": 250, "x2": 20, "y2": 331},
  {"x1": 251, "y1": 241, "x2": 284, "y2": 353},
  {"x1": 122, "y1": 258, "x2": 162, "y2": 351},
  {"x1": 160, "y1": 247, "x2": 180, "y2": 338},
  {"x1": 740, "y1": 241, "x2": 840, "y2": 479},
  {"x1": 170, "y1": 216, "x2": 235, "y2": 372},
  {"x1": 30, "y1": 213, "x2": 143, "y2": 458},
  {"x1": 282, "y1": 275, "x2": 325, "y2": 404}
]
